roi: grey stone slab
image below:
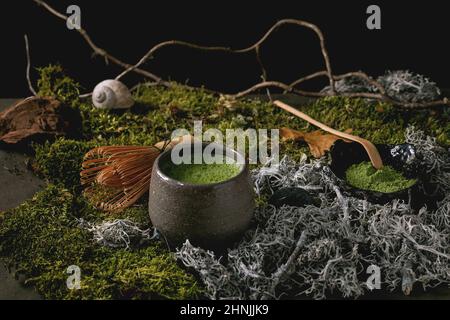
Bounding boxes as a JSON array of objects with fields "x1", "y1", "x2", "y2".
[{"x1": 0, "y1": 99, "x2": 43, "y2": 300}]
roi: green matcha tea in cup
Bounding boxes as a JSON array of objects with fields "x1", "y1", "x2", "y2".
[
  {"x1": 148, "y1": 142, "x2": 254, "y2": 251},
  {"x1": 163, "y1": 160, "x2": 242, "y2": 185}
]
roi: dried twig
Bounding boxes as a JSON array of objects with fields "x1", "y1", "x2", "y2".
[
  {"x1": 115, "y1": 18, "x2": 336, "y2": 92},
  {"x1": 32, "y1": 0, "x2": 164, "y2": 83},
  {"x1": 255, "y1": 45, "x2": 272, "y2": 101},
  {"x1": 32, "y1": 0, "x2": 450, "y2": 109},
  {"x1": 24, "y1": 34, "x2": 37, "y2": 96}
]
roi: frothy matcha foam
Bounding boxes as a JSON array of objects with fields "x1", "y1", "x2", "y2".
[{"x1": 163, "y1": 160, "x2": 242, "y2": 184}]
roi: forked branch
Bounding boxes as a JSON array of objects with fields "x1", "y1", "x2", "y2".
[{"x1": 32, "y1": 0, "x2": 450, "y2": 109}]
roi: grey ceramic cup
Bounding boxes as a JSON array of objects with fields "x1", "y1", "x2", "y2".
[{"x1": 148, "y1": 142, "x2": 255, "y2": 250}]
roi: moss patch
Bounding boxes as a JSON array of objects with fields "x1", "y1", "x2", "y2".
[
  {"x1": 0, "y1": 185, "x2": 201, "y2": 300},
  {"x1": 33, "y1": 138, "x2": 96, "y2": 191},
  {"x1": 32, "y1": 86, "x2": 449, "y2": 191},
  {"x1": 346, "y1": 162, "x2": 417, "y2": 193},
  {"x1": 36, "y1": 64, "x2": 81, "y2": 106}
]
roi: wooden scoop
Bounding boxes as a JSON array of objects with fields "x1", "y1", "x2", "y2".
[{"x1": 274, "y1": 100, "x2": 383, "y2": 169}]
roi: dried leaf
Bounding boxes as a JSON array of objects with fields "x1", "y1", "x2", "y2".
[{"x1": 280, "y1": 127, "x2": 352, "y2": 158}]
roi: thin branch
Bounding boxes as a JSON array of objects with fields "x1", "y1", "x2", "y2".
[
  {"x1": 335, "y1": 71, "x2": 386, "y2": 95},
  {"x1": 24, "y1": 34, "x2": 37, "y2": 96},
  {"x1": 233, "y1": 19, "x2": 336, "y2": 93},
  {"x1": 255, "y1": 45, "x2": 272, "y2": 101},
  {"x1": 32, "y1": 0, "x2": 450, "y2": 109},
  {"x1": 79, "y1": 92, "x2": 92, "y2": 99},
  {"x1": 115, "y1": 40, "x2": 235, "y2": 81},
  {"x1": 32, "y1": 0, "x2": 165, "y2": 84},
  {"x1": 288, "y1": 71, "x2": 385, "y2": 95},
  {"x1": 115, "y1": 19, "x2": 336, "y2": 94},
  {"x1": 288, "y1": 70, "x2": 329, "y2": 90}
]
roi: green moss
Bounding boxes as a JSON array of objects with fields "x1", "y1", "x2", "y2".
[
  {"x1": 33, "y1": 138, "x2": 96, "y2": 190},
  {"x1": 134, "y1": 82, "x2": 218, "y2": 115},
  {"x1": 78, "y1": 83, "x2": 223, "y2": 144},
  {"x1": 36, "y1": 64, "x2": 81, "y2": 106},
  {"x1": 3, "y1": 65, "x2": 448, "y2": 299},
  {"x1": 31, "y1": 81, "x2": 449, "y2": 203},
  {"x1": 34, "y1": 64, "x2": 449, "y2": 149},
  {"x1": 297, "y1": 96, "x2": 449, "y2": 145},
  {"x1": 0, "y1": 185, "x2": 202, "y2": 300},
  {"x1": 345, "y1": 162, "x2": 417, "y2": 193}
]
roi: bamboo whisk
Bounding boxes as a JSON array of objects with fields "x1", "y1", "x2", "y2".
[{"x1": 80, "y1": 135, "x2": 191, "y2": 212}]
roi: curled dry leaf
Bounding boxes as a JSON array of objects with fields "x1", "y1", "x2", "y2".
[{"x1": 280, "y1": 127, "x2": 352, "y2": 158}]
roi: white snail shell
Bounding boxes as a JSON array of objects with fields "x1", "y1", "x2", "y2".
[{"x1": 92, "y1": 80, "x2": 134, "y2": 109}]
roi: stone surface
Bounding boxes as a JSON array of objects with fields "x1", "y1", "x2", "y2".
[{"x1": 0, "y1": 99, "x2": 43, "y2": 300}]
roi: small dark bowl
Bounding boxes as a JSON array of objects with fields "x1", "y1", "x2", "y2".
[
  {"x1": 148, "y1": 142, "x2": 255, "y2": 251},
  {"x1": 329, "y1": 141, "x2": 424, "y2": 207}
]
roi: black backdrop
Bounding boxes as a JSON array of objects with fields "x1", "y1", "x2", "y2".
[{"x1": 1, "y1": 0, "x2": 449, "y2": 97}]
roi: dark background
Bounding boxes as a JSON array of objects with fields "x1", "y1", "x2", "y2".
[{"x1": 1, "y1": 0, "x2": 449, "y2": 97}]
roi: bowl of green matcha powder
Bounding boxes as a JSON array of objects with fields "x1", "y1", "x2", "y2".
[{"x1": 330, "y1": 141, "x2": 422, "y2": 206}]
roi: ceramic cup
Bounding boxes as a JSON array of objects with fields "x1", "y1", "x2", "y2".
[{"x1": 148, "y1": 142, "x2": 254, "y2": 250}]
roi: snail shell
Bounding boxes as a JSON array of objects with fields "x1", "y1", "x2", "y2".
[{"x1": 92, "y1": 80, "x2": 134, "y2": 109}]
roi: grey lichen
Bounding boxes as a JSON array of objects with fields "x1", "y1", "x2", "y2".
[
  {"x1": 379, "y1": 70, "x2": 441, "y2": 103},
  {"x1": 322, "y1": 76, "x2": 377, "y2": 94},
  {"x1": 176, "y1": 127, "x2": 450, "y2": 300},
  {"x1": 323, "y1": 70, "x2": 441, "y2": 103},
  {"x1": 78, "y1": 218, "x2": 158, "y2": 249}
]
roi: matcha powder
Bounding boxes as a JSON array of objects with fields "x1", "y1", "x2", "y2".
[{"x1": 345, "y1": 162, "x2": 417, "y2": 193}]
